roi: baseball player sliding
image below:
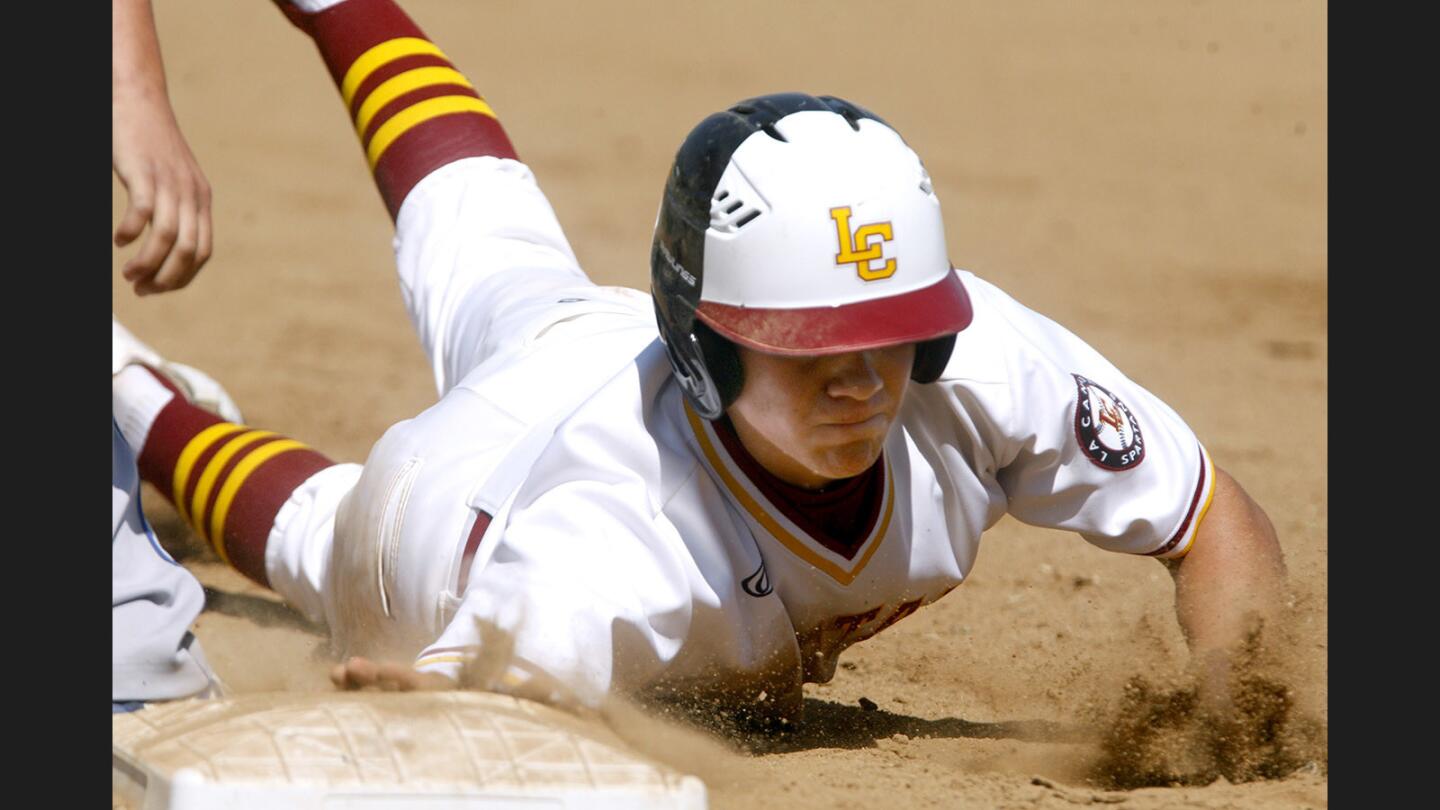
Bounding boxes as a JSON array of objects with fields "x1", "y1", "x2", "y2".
[{"x1": 112, "y1": 0, "x2": 1286, "y2": 726}]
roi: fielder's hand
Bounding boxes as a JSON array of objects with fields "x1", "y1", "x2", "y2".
[
  {"x1": 112, "y1": 96, "x2": 214, "y2": 295},
  {"x1": 113, "y1": 0, "x2": 214, "y2": 296}
]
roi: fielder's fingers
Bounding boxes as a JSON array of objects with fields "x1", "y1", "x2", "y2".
[
  {"x1": 146, "y1": 194, "x2": 202, "y2": 293},
  {"x1": 113, "y1": 173, "x2": 155, "y2": 248},
  {"x1": 123, "y1": 179, "x2": 179, "y2": 285},
  {"x1": 194, "y1": 179, "x2": 214, "y2": 270}
]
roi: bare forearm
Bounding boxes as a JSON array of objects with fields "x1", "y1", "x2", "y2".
[
  {"x1": 1168, "y1": 467, "x2": 1287, "y2": 658},
  {"x1": 113, "y1": 0, "x2": 169, "y2": 103}
]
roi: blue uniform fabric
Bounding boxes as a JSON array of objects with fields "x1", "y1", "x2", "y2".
[{"x1": 112, "y1": 419, "x2": 218, "y2": 702}]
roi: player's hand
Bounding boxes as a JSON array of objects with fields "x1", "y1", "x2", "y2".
[
  {"x1": 1191, "y1": 647, "x2": 1237, "y2": 721},
  {"x1": 112, "y1": 91, "x2": 214, "y2": 296},
  {"x1": 330, "y1": 656, "x2": 457, "y2": 692}
]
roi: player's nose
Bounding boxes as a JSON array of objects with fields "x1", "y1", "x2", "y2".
[{"x1": 826, "y1": 351, "x2": 886, "y2": 401}]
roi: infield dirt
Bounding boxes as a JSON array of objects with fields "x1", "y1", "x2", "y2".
[{"x1": 114, "y1": 1, "x2": 1327, "y2": 807}]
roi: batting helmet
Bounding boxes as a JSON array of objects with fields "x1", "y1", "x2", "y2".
[{"x1": 651, "y1": 92, "x2": 973, "y2": 420}]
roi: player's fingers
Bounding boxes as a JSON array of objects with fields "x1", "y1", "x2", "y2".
[
  {"x1": 334, "y1": 656, "x2": 378, "y2": 690},
  {"x1": 148, "y1": 194, "x2": 202, "y2": 293},
  {"x1": 375, "y1": 661, "x2": 420, "y2": 691},
  {"x1": 351, "y1": 657, "x2": 381, "y2": 686},
  {"x1": 113, "y1": 175, "x2": 155, "y2": 248},
  {"x1": 123, "y1": 182, "x2": 179, "y2": 286},
  {"x1": 194, "y1": 178, "x2": 214, "y2": 270}
]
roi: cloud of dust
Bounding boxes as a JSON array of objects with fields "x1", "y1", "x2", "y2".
[
  {"x1": 454, "y1": 617, "x2": 750, "y2": 790},
  {"x1": 1074, "y1": 608, "x2": 1328, "y2": 789},
  {"x1": 596, "y1": 695, "x2": 753, "y2": 791}
]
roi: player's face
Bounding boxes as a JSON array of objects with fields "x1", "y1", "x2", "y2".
[{"x1": 728, "y1": 343, "x2": 915, "y2": 489}]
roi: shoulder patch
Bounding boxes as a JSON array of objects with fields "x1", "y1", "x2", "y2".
[{"x1": 1072, "y1": 374, "x2": 1145, "y2": 470}]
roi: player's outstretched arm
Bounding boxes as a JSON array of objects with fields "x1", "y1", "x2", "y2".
[
  {"x1": 113, "y1": 0, "x2": 214, "y2": 296},
  {"x1": 1165, "y1": 467, "x2": 1287, "y2": 698}
]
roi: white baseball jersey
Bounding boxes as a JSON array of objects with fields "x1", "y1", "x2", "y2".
[{"x1": 262, "y1": 156, "x2": 1213, "y2": 719}]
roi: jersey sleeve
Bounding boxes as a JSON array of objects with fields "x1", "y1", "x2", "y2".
[{"x1": 934, "y1": 271, "x2": 1215, "y2": 558}]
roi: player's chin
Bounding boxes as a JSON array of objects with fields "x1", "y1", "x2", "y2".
[{"x1": 809, "y1": 432, "x2": 889, "y2": 480}]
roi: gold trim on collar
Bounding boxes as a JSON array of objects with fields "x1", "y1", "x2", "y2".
[{"x1": 684, "y1": 401, "x2": 893, "y2": 585}]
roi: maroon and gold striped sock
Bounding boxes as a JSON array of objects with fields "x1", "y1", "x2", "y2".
[
  {"x1": 278, "y1": 0, "x2": 518, "y2": 218},
  {"x1": 135, "y1": 369, "x2": 336, "y2": 589}
]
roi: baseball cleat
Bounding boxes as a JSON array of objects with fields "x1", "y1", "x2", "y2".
[{"x1": 112, "y1": 316, "x2": 244, "y2": 423}]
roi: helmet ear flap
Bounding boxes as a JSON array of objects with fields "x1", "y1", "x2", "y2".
[
  {"x1": 655, "y1": 296, "x2": 745, "y2": 420},
  {"x1": 911, "y1": 334, "x2": 956, "y2": 384},
  {"x1": 693, "y1": 320, "x2": 744, "y2": 413}
]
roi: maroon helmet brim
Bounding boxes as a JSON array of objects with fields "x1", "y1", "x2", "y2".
[{"x1": 695, "y1": 269, "x2": 973, "y2": 355}]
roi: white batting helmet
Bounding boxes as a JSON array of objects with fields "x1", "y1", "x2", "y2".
[{"x1": 651, "y1": 93, "x2": 973, "y2": 419}]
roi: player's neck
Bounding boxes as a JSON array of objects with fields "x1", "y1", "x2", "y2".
[
  {"x1": 710, "y1": 414, "x2": 887, "y2": 551},
  {"x1": 724, "y1": 413, "x2": 843, "y2": 492}
]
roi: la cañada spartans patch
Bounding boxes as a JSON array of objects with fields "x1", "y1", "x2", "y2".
[{"x1": 1072, "y1": 374, "x2": 1144, "y2": 470}]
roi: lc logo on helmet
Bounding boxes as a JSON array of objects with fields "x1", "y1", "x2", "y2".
[{"x1": 830, "y1": 206, "x2": 897, "y2": 281}]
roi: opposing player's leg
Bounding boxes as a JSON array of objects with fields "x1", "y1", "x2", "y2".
[
  {"x1": 113, "y1": 420, "x2": 224, "y2": 708},
  {"x1": 113, "y1": 320, "x2": 359, "y2": 633},
  {"x1": 277, "y1": 0, "x2": 591, "y2": 395}
]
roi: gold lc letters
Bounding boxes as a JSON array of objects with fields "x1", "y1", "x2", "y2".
[{"x1": 830, "y1": 206, "x2": 897, "y2": 281}]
